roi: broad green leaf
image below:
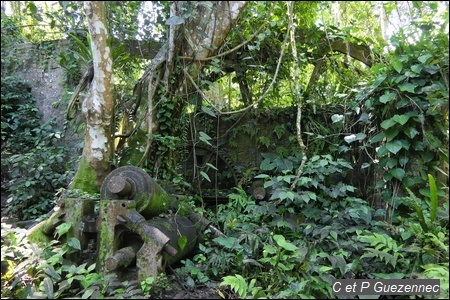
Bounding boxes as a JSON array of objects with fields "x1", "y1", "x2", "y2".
[
  {"x1": 418, "y1": 54, "x2": 432, "y2": 63},
  {"x1": 213, "y1": 237, "x2": 237, "y2": 249},
  {"x1": 319, "y1": 266, "x2": 333, "y2": 273},
  {"x1": 390, "y1": 168, "x2": 405, "y2": 181},
  {"x1": 370, "y1": 132, "x2": 385, "y2": 144},
  {"x1": 67, "y1": 237, "x2": 81, "y2": 250},
  {"x1": 385, "y1": 140, "x2": 403, "y2": 154},
  {"x1": 380, "y1": 119, "x2": 396, "y2": 129},
  {"x1": 379, "y1": 92, "x2": 396, "y2": 104},
  {"x1": 331, "y1": 114, "x2": 344, "y2": 123},
  {"x1": 273, "y1": 234, "x2": 298, "y2": 251},
  {"x1": 307, "y1": 192, "x2": 317, "y2": 201},
  {"x1": 260, "y1": 159, "x2": 275, "y2": 171},
  {"x1": 87, "y1": 263, "x2": 96, "y2": 272},
  {"x1": 398, "y1": 156, "x2": 409, "y2": 166},
  {"x1": 399, "y1": 82, "x2": 416, "y2": 93},
  {"x1": 263, "y1": 244, "x2": 278, "y2": 255},
  {"x1": 400, "y1": 139, "x2": 410, "y2": 150},
  {"x1": 372, "y1": 74, "x2": 387, "y2": 88},
  {"x1": 392, "y1": 114, "x2": 410, "y2": 125},
  {"x1": 392, "y1": 58, "x2": 403, "y2": 73},
  {"x1": 81, "y1": 289, "x2": 95, "y2": 299},
  {"x1": 385, "y1": 128, "x2": 399, "y2": 141},
  {"x1": 386, "y1": 157, "x2": 397, "y2": 168},
  {"x1": 279, "y1": 191, "x2": 288, "y2": 200},
  {"x1": 178, "y1": 236, "x2": 187, "y2": 250},
  {"x1": 377, "y1": 146, "x2": 388, "y2": 156},
  {"x1": 410, "y1": 64, "x2": 423, "y2": 74},
  {"x1": 404, "y1": 126, "x2": 419, "y2": 139},
  {"x1": 401, "y1": 231, "x2": 412, "y2": 240},
  {"x1": 55, "y1": 222, "x2": 72, "y2": 238}
]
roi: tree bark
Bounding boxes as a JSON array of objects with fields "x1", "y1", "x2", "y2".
[
  {"x1": 71, "y1": 1, "x2": 114, "y2": 192},
  {"x1": 121, "y1": 1, "x2": 249, "y2": 167}
]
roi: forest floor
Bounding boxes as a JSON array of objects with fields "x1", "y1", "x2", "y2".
[{"x1": 1, "y1": 191, "x2": 227, "y2": 299}]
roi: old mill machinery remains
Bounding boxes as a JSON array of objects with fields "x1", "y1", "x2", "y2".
[{"x1": 27, "y1": 166, "x2": 219, "y2": 283}]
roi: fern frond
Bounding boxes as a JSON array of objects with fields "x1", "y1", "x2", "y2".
[
  {"x1": 361, "y1": 248, "x2": 398, "y2": 268},
  {"x1": 358, "y1": 232, "x2": 403, "y2": 268},
  {"x1": 220, "y1": 274, "x2": 248, "y2": 299}
]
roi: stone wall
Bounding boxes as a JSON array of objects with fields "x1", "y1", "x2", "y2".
[{"x1": 4, "y1": 40, "x2": 84, "y2": 158}]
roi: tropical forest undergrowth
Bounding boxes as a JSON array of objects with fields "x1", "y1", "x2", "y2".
[{"x1": 1, "y1": 1, "x2": 449, "y2": 299}]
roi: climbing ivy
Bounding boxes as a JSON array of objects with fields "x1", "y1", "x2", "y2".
[
  {"x1": 358, "y1": 23, "x2": 449, "y2": 217},
  {"x1": 1, "y1": 76, "x2": 74, "y2": 220}
]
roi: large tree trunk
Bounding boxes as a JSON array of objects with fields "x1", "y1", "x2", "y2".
[
  {"x1": 71, "y1": 1, "x2": 114, "y2": 192},
  {"x1": 119, "y1": 1, "x2": 248, "y2": 169}
]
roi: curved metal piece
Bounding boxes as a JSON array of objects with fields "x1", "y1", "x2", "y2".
[
  {"x1": 100, "y1": 166, "x2": 153, "y2": 201},
  {"x1": 100, "y1": 166, "x2": 177, "y2": 218}
]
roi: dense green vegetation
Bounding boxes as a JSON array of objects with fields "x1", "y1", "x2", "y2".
[{"x1": 1, "y1": 1, "x2": 448, "y2": 299}]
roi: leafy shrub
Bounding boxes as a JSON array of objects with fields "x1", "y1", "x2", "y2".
[
  {"x1": 1, "y1": 76, "x2": 74, "y2": 220},
  {"x1": 1, "y1": 222, "x2": 107, "y2": 299}
]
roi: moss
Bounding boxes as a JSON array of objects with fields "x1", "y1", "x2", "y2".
[
  {"x1": 97, "y1": 201, "x2": 114, "y2": 271},
  {"x1": 136, "y1": 186, "x2": 178, "y2": 219},
  {"x1": 27, "y1": 210, "x2": 64, "y2": 245},
  {"x1": 27, "y1": 226, "x2": 52, "y2": 245},
  {"x1": 71, "y1": 156, "x2": 99, "y2": 194}
]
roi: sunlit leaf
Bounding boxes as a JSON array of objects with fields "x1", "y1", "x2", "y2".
[
  {"x1": 55, "y1": 222, "x2": 72, "y2": 238},
  {"x1": 331, "y1": 114, "x2": 344, "y2": 123},
  {"x1": 178, "y1": 236, "x2": 187, "y2": 250},
  {"x1": 200, "y1": 171, "x2": 211, "y2": 182},
  {"x1": 273, "y1": 234, "x2": 298, "y2": 251},
  {"x1": 392, "y1": 58, "x2": 403, "y2": 73},
  {"x1": 418, "y1": 54, "x2": 432, "y2": 63},
  {"x1": 379, "y1": 92, "x2": 396, "y2": 104},
  {"x1": 399, "y1": 82, "x2": 416, "y2": 93}
]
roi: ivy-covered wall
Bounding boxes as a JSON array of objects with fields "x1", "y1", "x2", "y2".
[{"x1": 4, "y1": 40, "x2": 84, "y2": 158}]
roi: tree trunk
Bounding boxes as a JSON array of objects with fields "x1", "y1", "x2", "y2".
[
  {"x1": 71, "y1": 1, "x2": 114, "y2": 192},
  {"x1": 120, "y1": 1, "x2": 249, "y2": 168}
]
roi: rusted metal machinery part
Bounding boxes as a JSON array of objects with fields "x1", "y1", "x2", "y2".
[
  {"x1": 100, "y1": 166, "x2": 177, "y2": 219},
  {"x1": 98, "y1": 166, "x2": 202, "y2": 283},
  {"x1": 98, "y1": 199, "x2": 200, "y2": 283}
]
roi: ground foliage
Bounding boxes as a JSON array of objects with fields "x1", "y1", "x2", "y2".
[{"x1": 1, "y1": 1, "x2": 449, "y2": 299}]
